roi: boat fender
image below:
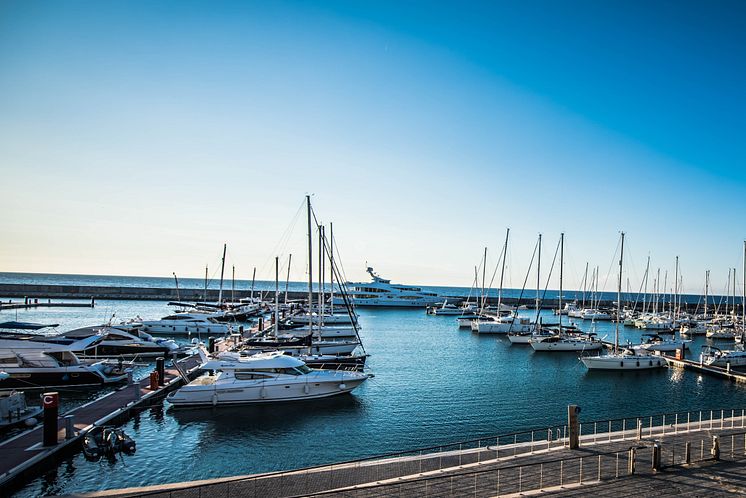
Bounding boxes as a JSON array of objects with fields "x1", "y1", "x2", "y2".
[
  {"x1": 304, "y1": 384, "x2": 310, "y2": 394},
  {"x1": 24, "y1": 417, "x2": 38, "y2": 427},
  {"x1": 260, "y1": 387, "x2": 267, "y2": 399},
  {"x1": 338, "y1": 383, "x2": 347, "y2": 390},
  {"x1": 212, "y1": 393, "x2": 218, "y2": 406}
]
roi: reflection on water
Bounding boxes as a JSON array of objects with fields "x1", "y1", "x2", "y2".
[{"x1": 8, "y1": 304, "x2": 746, "y2": 497}]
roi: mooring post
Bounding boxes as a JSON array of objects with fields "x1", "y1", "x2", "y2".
[
  {"x1": 628, "y1": 447, "x2": 636, "y2": 475},
  {"x1": 652, "y1": 444, "x2": 661, "y2": 471},
  {"x1": 568, "y1": 405, "x2": 581, "y2": 449},
  {"x1": 64, "y1": 415, "x2": 75, "y2": 440},
  {"x1": 637, "y1": 418, "x2": 642, "y2": 441},
  {"x1": 711, "y1": 435, "x2": 720, "y2": 460},
  {"x1": 42, "y1": 392, "x2": 59, "y2": 447},
  {"x1": 258, "y1": 317, "x2": 264, "y2": 331},
  {"x1": 156, "y1": 357, "x2": 165, "y2": 386},
  {"x1": 685, "y1": 441, "x2": 691, "y2": 464},
  {"x1": 208, "y1": 336, "x2": 216, "y2": 353}
]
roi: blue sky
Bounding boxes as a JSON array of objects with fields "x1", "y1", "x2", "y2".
[{"x1": 1, "y1": 1, "x2": 744, "y2": 293}]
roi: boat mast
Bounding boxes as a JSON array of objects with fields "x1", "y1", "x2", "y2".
[
  {"x1": 559, "y1": 233, "x2": 564, "y2": 331},
  {"x1": 232, "y1": 265, "x2": 235, "y2": 304},
  {"x1": 329, "y1": 223, "x2": 335, "y2": 315},
  {"x1": 674, "y1": 256, "x2": 679, "y2": 321},
  {"x1": 173, "y1": 272, "x2": 180, "y2": 302},
  {"x1": 615, "y1": 232, "x2": 625, "y2": 354},
  {"x1": 319, "y1": 225, "x2": 325, "y2": 326},
  {"x1": 742, "y1": 241, "x2": 745, "y2": 336},
  {"x1": 704, "y1": 269, "x2": 709, "y2": 318},
  {"x1": 204, "y1": 265, "x2": 208, "y2": 301},
  {"x1": 536, "y1": 234, "x2": 542, "y2": 313},
  {"x1": 481, "y1": 247, "x2": 487, "y2": 312},
  {"x1": 306, "y1": 195, "x2": 314, "y2": 337},
  {"x1": 274, "y1": 256, "x2": 279, "y2": 338},
  {"x1": 250, "y1": 267, "x2": 256, "y2": 302},
  {"x1": 642, "y1": 256, "x2": 650, "y2": 315},
  {"x1": 284, "y1": 254, "x2": 292, "y2": 304},
  {"x1": 498, "y1": 228, "x2": 510, "y2": 313},
  {"x1": 581, "y1": 262, "x2": 588, "y2": 310},
  {"x1": 218, "y1": 243, "x2": 227, "y2": 305}
]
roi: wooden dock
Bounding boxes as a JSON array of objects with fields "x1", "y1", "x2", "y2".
[
  {"x1": 0, "y1": 300, "x2": 95, "y2": 311},
  {"x1": 0, "y1": 354, "x2": 202, "y2": 493},
  {"x1": 664, "y1": 355, "x2": 746, "y2": 383}
]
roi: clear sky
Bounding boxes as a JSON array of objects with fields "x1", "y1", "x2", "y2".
[{"x1": 1, "y1": 1, "x2": 744, "y2": 294}]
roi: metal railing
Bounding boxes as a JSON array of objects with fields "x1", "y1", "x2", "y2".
[{"x1": 136, "y1": 407, "x2": 746, "y2": 498}]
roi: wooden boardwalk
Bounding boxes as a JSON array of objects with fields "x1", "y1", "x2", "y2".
[{"x1": 0, "y1": 354, "x2": 202, "y2": 492}]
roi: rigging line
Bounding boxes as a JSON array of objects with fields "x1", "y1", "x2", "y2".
[
  {"x1": 599, "y1": 236, "x2": 622, "y2": 302},
  {"x1": 485, "y1": 230, "x2": 509, "y2": 298},
  {"x1": 505, "y1": 237, "x2": 539, "y2": 335},
  {"x1": 534, "y1": 235, "x2": 562, "y2": 323}
]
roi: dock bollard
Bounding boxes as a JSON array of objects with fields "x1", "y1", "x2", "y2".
[
  {"x1": 628, "y1": 447, "x2": 636, "y2": 475},
  {"x1": 258, "y1": 317, "x2": 264, "y2": 331},
  {"x1": 711, "y1": 435, "x2": 720, "y2": 460},
  {"x1": 64, "y1": 415, "x2": 75, "y2": 440},
  {"x1": 208, "y1": 337, "x2": 215, "y2": 354},
  {"x1": 568, "y1": 405, "x2": 580, "y2": 449},
  {"x1": 685, "y1": 441, "x2": 691, "y2": 464},
  {"x1": 652, "y1": 444, "x2": 661, "y2": 471},
  {"x1": 42, "y1": 392, "x2": 59, "y2": 447},
  {"x1": 156, "y1": 357, "x2": 165, "y2": 386},
  {"x1": 149, "y1": 371, "x2": 159, "y2": 391}
]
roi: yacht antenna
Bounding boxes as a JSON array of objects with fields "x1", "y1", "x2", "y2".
[{"x1": 615, "y1": 232, "x2": 625, "y2": 354}]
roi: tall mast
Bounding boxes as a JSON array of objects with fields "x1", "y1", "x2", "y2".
[
  {"x1": 319, "y1": 225, "x2": 325, "y2": 326},
  {"x1": 742, "y1": 241, "x2": 745, "y2": 335},
  {"x1": 284, "y1": 254, "x2": 292, "y2": 304},
  {"x1": 274, "y1": 256, "x2": 279, "y2": 338},
  {"x1": 536, "y1": 234, "x2": 542, "y2": 312},
  {"x1": 615, "y1": 232, "x2": 625, "y2": 353},
  {"x1": 329, "y1": 223, "x2": 334, "y2": 315},
  {"x1": 497, "y1": 228, "x2": 510, "y2": 313},
  {"x1": 558, "y1": 233, "x2": 564, "y2": 331},
  {"x1": 173, "y1": 272, "x2": 180, "y2": 302},
  {"x1": 204, "y1": 265, "x2": 208, "y2": 301},
  {"x1": 306, "y1": 195, "x2": 314, "y2": 336},
  {"x1": 250, "y1": 267, "x2": 256, "y2": 302},
  {"x1": 642, "y1": 256, "x2": 650, "y2": 314},
  {"x1": 218, "y1": 243, "x2": 227, "y2": 304},
  {"x1": 481, "y1": 247, "x2": 487, "y2": 312},
  {"x1": 662, "y1": 270, "x2": 668, "y2": 315},
  {"x1": 231, "y1": 265, "x2": 235, "y2": 303},
  {"x1": 704, "y1": 269, "x2": 709, "y2": 318},
  {"x1": 674, "y1": 257, "x2": 678, "y2": 320},
  {"x1": 581, "y1": 262, "x2": 588, "y2": 310}
]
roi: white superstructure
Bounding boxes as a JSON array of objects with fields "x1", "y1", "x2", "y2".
[{"x1": 331, "y1": 267, "x2": 448, "y2": 307}]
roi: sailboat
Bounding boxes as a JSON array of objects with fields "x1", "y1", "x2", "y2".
[{"x1": 581, "y1": 232, "x2": 667, "y2": 370}]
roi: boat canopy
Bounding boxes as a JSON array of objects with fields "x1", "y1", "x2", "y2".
[{"x1": 202, "y1": 352, "x2": 306, "y2": 371}]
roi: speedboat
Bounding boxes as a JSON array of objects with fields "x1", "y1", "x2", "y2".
[
  {"x1": 0, "y1": 390, "x2": 42, "y2": 428},
  {"x1": 0, "y1": 349, "x2": 130, "y2": 388},
  {"x1": 637, "y1": 333, "x2": 691, "y2": 353},
  {"x1": 473, "y1": 314, "x2": 535, "y2": 335},
  {"x1": 700, "y1": 345, "x2": 746, "y2": 368},
  {"x1": 166, "y1": 351, "x2": 370, "y2": 407},
  {"x1": 579, "y1": 309, "x2": 612, "y2": 321}
]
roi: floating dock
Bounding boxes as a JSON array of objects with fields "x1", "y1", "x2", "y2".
[
  {"x1": 0, "y1": 354, "x2": 203, "y2": 492},
  {"x1": 0, "y1": 300, "x2": 95, "y2": 311},
  {"x1": 664, "y1": 355, "x2": 746, "y2": 384}
]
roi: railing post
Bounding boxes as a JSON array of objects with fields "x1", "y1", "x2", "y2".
[
  {"x1": 637, "y1": 419, "x2": 642, "y2": 441},
  {"x1": 568, "y1": 405, "x2": 581, "y2": 449},
  {"x1": 560, "y1": 459, "x2": 564, "y2": 486},
  {"x1": 579, "y1": 457, "x2": 583, "y2": 484},
  {"x1": 711, "y1": 435, "x2": 720, "y2": 460},
  {"x1": 652, "y1": 444, "x2": 661, "y2": 471},
  {"x1": 628, "y1": 447, "x2": 636, "y2": 475},
  {"x1": 663, "y1": 415, "x2": 666, "y2": 436},
  {"x1": 675, "y1": 413, "x2": 678, "y2": 433},
  {"x1": 685, "y1": 441, "x2": 691, "y2": 464},
  {"x1": 597, "y1": 454, "x2": 601, "y2": 481},
  {"x1": 616, "y1": 452, "x2": 620, "y2": 478},
  {"x1": 623, "y1": 419, "x2": 626, "y2": 440},
  {"x1": 540, "y1": 462, "x2": 544, "y2": 489},
  {"x1": 64, "y1": 415, "x2": 75, "y2": 440},
  {"x1": 608, "y1": 420, "x2": 612, "y2": 442}
]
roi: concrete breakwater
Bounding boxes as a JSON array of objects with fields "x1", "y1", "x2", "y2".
[{"x1": 0, "y1": 283, "x2": 709, "y2": 311}]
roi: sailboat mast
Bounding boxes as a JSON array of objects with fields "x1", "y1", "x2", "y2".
[
  {"x1": 306, "y1": 195, "x2": 313, "y2": 336},
  {"x1": 581, "y1": 262, "x2": 588, "y2": 310},
  {"x1": 250, "y1": 267, "x2": 256, "y2": 302},
  {"x1": 319, "y1": 225, "x2": 325, "y2": 325},
  {"x1": 674, "y1": 256, "x2": 679, "y2": 321},
  {"x1": 329, "y1": 223, "x2": 334, "y2": 315},
  {"x1": 559, "y1": 233, "x2": 564, "y2": 331},
  {"x1": 173, "y1": 272, "x2": 180, "y2": 302},
  {"x1": 284, "y1": 254, "x2": 292, "y2": 304},
  {"x1": 616, "y1": 232, "x2": 625, "y2": 353},
  {"x1": 643, "y1": 256, "x2": 650, "y2": 314},
  {"x1": 218, "y1": 243, "x2": 227, "y2": 304},
  {"x1": 204, "y1": 265, "x2": 208, "y2": 301},
  {"x1": 704, "y1": 270, "x2": 709, "y2": 317},
  {"x1": 481, "y1": 247, "x2": 487, "y2": 312},
  {"x1": 742, "y1": 241, "x2": 745, "y2": 335},
  {"x1": 536, "y1": 234, "x2": 542, "y2": 312},
  {"x1": 231, "y1": 265, "x2": 235, "y2": 303},
  {"x1": 274, "y1": 256, "x2": 279, "y2": 338},
  {"x1": 498, "y1": 229, "x2": 510, "y2": 312}
]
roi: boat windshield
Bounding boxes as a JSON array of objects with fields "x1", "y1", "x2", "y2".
[{"x1": 295, "y1": 365, "x2": 312, "y2": 375}]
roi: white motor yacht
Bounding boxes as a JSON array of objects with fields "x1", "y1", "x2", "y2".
[
  {"x1": 166, "y1": 351, "x2": 370, "y2": 407},
  {"x1": 700, "y1": 345, "x2": 746, "y2": 368},
  {"x1": 637, "y1": 333, "x2": 691, "y2": 353},
  {"x1": 0, "y1": 349, "x2": 130, "y2": 388},
  {"x1": 331, "y1": 267, "x2": 449, "y2": 307},
  {"x1": 136, "y1": 314, "x2": 232, "y2": 336},
  {"x1": 581, "y1": 347, "x2": 667, "y2": 370},
  {"x1": 530, "y1": 333, "x2": 603, "y2": 352},
  {"x1": 580, "y1": 309, "x2": 612, "y2": 321},
  {"x1": 473, "y1": 314, "x2": 535, "y2": 335}
]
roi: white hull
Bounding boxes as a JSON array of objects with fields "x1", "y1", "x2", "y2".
[
  {"x1": 457, "y1": 317, "x2": 478, "y2": 328},
  {"x1": 704, "y1": 353, "x2": 746, "y2": 368},
  {"x1": 582, "y1": 355, "x2": 666, "y2": 370},
  {"x1": 288, "y1": 314, "x2": 356, "y2": 325},
  {"x1": 280, "y1": 326, "x2": 358, "y2": 339},
  {"x1": 142, "y1": 322, "x2": 230, "y2": 335},
  {"x1": 530, "y1": 340, "x2": 602, "y2": 352},
  {"x1": 475, "y1": 321, "x2": 535, "y2": 335},
  {"x1": 507, "y1": 334, "x2": 532, "y2": 344}
]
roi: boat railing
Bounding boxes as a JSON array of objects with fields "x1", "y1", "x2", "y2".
[{"x1": 134, "y1": 407, "x2": 746, "y2": 497}]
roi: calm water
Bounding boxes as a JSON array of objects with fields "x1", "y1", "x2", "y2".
[{"x1": 4, "y1": 297, "x2": 746, "y2": 497}]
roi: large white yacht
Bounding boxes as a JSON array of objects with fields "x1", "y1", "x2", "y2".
[
  {"x1": 331, "y1": 267, "x2": 448, "y2": 307},
  {"x1": 166, "y1": 350, "x2": 370, "y2": 407}
]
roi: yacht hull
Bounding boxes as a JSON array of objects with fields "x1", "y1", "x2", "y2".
[{"x1": 582, "y1": 355, "x2": 666, "y2": 370}]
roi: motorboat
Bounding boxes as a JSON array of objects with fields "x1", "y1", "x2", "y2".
[
  {"x1": 276, "y1": 323, "x2": 359, "y2": 339},
  {"x1": 1, "y1": 326, "x2": 179, "y2": 359},
  {"x1": 427, "y1": 301, "x2": 472, "y2": 316},
  {"x1": 579, "y1": 309, "x2": 612, "y2": 321},
  {"x1": 636, "y1": 333, "x2": 691, "y2": 353},
  {"x1": 0, "y1": 349, "x2": 130, "y2": 388},
  {"x1": 134, "y1": 314, "x2": 232, "y2": 336},
  {"x1": 473, "y1": 314, "x2": 535, "y2": 335},
  {"x1": 244, "y1": 334, "x2": 361, "y2": 356},
  {"x1": 700, "y1": 345, "x2": 746, "y2": 368},
  {"x1": 284, "y1": 313, "x2": 357, "y2": 326},
  {"x1": 166, "y1": 351, "x2": 370, "y2": 407},
  {"x1": 331, "y1": 267, "x2": 449, "y2": 307},
  {"x1": 706, "y1": 324, "x2": 738, "y2": 340}
]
